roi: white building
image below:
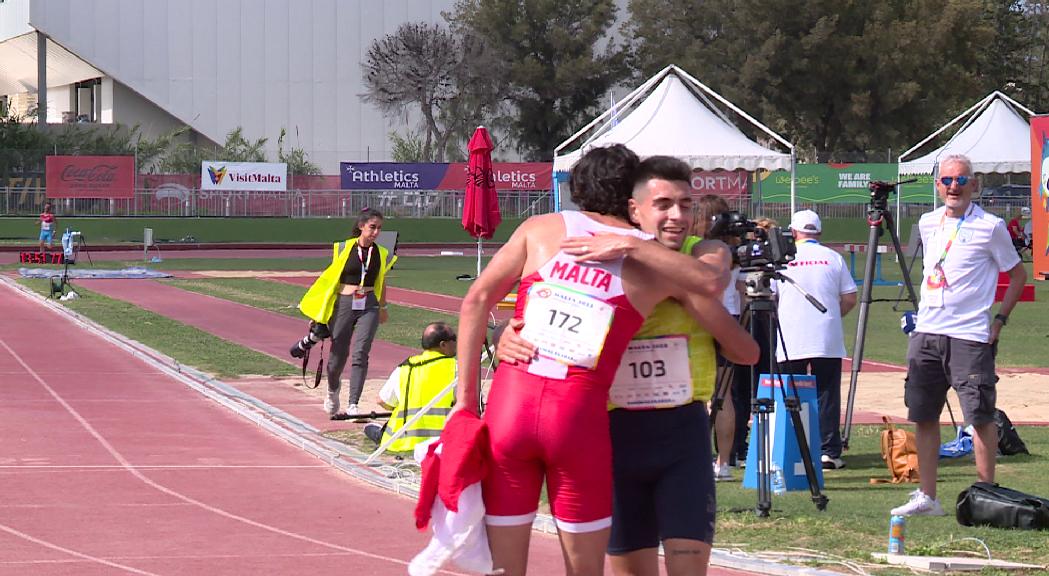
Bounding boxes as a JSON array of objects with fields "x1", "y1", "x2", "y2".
[{"x1": 0, "y1": 0, "x2": 458, "y2": 173}]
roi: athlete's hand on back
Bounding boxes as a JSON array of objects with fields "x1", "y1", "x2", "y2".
[
  {"x1": 495, "y1": 318, "x2": 537, "y2": 364},
  {"x1": 561, "y1": 233, "x2": 641, "y2": 262}
]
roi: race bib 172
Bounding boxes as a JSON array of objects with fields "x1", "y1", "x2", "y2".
[{"x1": 518, "y1": 282, "x2": 614, "y2": 370}]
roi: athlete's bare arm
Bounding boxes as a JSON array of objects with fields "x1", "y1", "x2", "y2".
[
  {"x1": 680, "y1": 294, "x2": 759, "y2": 365},
  {"x1": 561, "y1": 234, "x2": 728, "y2": 297}
]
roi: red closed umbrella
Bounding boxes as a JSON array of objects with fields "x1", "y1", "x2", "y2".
[{"x1": 461, "y1": 126, "x2": 501, "y2": 278}]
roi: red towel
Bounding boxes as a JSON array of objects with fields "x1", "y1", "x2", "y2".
[{"x1": 415, "y1": 411, "x2": 489, "y2": 530}]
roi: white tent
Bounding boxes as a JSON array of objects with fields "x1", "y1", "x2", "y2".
[
  {"x1": 899, "y1": 91, "x2": 1035, "y2": 176},
  {"x1": 553, "y1": 65, "x2": 796, "y2": 212}
]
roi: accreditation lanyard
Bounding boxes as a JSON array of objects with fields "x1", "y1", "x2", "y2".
[
  {"x1": 356, "y1": 243, "x2": 374, "y2": 290},
  {"x1": 927, "y1": 204, "x2": 973, "y2": 289}
]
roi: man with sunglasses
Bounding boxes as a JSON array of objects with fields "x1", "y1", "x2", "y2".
[{"x1": 891, "y1": 154, "x2": 1027, "y2": 517}]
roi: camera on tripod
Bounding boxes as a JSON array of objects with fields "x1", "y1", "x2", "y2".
[
  {"x1": 290, "y1": 321, "x2": 331, "y2": 358},
  {"x1": 868, "y1": 180, "x2": 897, "y2": 211},
  {"x1": 709, "y1": 211, "x2": 797, "y2": 272}
]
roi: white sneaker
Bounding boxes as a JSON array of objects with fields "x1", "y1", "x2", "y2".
[
  {"x1": 821, "y1": 454, "x2": 846, "y2": 470},
  {"x1": 323, "y1": 395, "x2": 339, "y2": 417},
  {"x1": 713, "y1": 463, "x2": 733, "y2": 482},
  {"x1": 890, "y1": 489, "x2": 945, "y2": 517},
  {"x1": 345, "y1": 403, "x2": 359, "y2": 416}
]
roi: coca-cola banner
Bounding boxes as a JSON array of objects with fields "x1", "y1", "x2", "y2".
[
  {"x1": 45, "y1": 155, "x2": 135, "y2": 199},
  {"x1": 341, "y1": 162, "x2": 552, "y2": 191},
  {"x1": 201, "y1": 161, "x2": 288, "y2": 191}
]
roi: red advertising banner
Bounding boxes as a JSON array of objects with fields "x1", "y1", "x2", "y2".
[
  {"x1": 690, "y1": 169, "x2": 749, "y2": 199},
  {"x1": 1030, "y1": 116, "x2": 1049, "y2": 276},
  {"x1": 45, "y1": 155, "x2": 135, "y2": 199}
]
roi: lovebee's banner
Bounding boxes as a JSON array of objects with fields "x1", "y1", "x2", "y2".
[
  {"x1": 201, "y1": 162, "x2": 287, "y2": 191},
  {"x1": 340, "y1": 162, "x2": 552, "y2": 191},
  {"x1": 755, "y1": 163, "x2": 934, "y2": 203}
]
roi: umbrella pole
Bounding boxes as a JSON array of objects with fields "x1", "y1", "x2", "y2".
[{"x1": 477, "y1": 237, "x2": 482, "y2": 278}]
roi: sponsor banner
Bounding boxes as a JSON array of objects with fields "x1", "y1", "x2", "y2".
[
  {"x1": 201, "y1": 161, "x2": 287, "y2": 191},
  {"x1": 755, "y1": 163, "x2": 933, "y2": 203},
  {"x1": 1031, "y1": 116, "x2": 1049, "y2": 274},
  {"x1": 45, "y1": 155, "x2": 135, "y2": 199},
  {"x1": 690, "y1": 169, "x2": 749, "y2": 199},
  {"x1": 340, "y1": 162, "x2": 552, "y2": 191}
]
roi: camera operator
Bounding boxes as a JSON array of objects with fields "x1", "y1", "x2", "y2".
[
  {"x1": 774, "y1": 209, "x2": 857, "y2": 470},
  {"x1": 890, "y1": 154, "x2": 1027, "y2": 517}
]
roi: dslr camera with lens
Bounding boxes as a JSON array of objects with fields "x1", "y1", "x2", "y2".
[
  {"x1": 290, "y1": 321, "x2": 331, "y2": 359},
  {"x1": 708, "y1": 211, "x2": 796, "y2": 271}
]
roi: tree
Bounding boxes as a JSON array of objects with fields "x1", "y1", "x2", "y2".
[
  {"x1": 277, "y1": 128, "x2": 320, "y2": 175},
  {"x1": 362, "y1": 22, "x2": 500, "y2": 162},
  {"x1": 448, "y1": 0, "x2": 627, "y2": 160}
]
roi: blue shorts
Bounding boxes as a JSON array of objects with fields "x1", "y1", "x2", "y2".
[
  {"x1": 608, "y1": 401, "x2": 716, "y2": 553},
  {"x1": 39, "y1": 230, "x2": 54, "y2": 243}
]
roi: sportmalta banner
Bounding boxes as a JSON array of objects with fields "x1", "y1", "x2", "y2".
[
  {"x1": 45, "y1": 155, "x2": 135, "y2": 199},
  {"x1": 201, "y1": 161, "x2": 288, "y2": 191},
  {"x1": 340, "y1": 162, "x2": 552, "y2": 191},
  {"x1": 755, "y1": 163, "x2": 932, "y2": 203},
  {"x1": 1031, "y1": 116, "x2": 1049, "y2": 275}
]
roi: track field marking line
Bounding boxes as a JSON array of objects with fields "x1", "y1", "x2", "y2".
[
  {"x1": 0, "y1": 338, "x2": 466, "y2": 574},
  {"x1": 0, "y1": 523, "x2": 161, "y2": 576}
]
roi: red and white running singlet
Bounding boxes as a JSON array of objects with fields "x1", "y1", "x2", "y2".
[{"x1": 483, "y1": 211, "x2": 652, "y2": 532}]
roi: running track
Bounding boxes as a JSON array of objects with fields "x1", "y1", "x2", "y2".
[{"x1": 0, "y1": 281, "x2": 583, "y2": 575}]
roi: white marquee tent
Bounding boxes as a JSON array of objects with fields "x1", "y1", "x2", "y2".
[
  {"x1": 553, "y1": 65, "x2": 797, "y2": 212},
  {"x1": 899, "y1": 91, "x2": 1035, "y2": 177}
]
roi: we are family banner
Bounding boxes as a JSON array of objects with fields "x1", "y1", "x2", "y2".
[
  {"x1": 1030, "y1": 116, "x2": 1049, "y2": 274},
  {"x1": 340, "y1": 162, "x2": 552, "y2": 191},
  {"x1": 756, "y1": 163, "x2": 931, "y2": 203},
  {"x1": 45, "y1": 155, "x2": 135, "y2": 198},
  {"x1": 201, "y1": 162, "x2": 288, "y2": 191}
]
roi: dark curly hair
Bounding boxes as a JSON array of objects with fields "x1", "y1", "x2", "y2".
[{"x1": 568, "y1": 144, "x2": 640, "y2": 221}]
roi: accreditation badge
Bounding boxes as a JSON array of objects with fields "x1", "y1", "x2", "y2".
[
  {"x1": 518, "y1": 282, "x2": 614, "y2": 370},
  {"x1": 351, "y1": 290, "x2": 368, "y2": 310},
  {"x1": 609, "y1": 335, "x2": 692, "y2": 409}
]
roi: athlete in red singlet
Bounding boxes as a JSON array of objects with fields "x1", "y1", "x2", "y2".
[{"x1": 455, "y1": 145, "x2": 727, "y2": 576}]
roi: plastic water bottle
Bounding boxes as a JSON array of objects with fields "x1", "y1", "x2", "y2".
[{"x1": 770, "y1": 463, "x2": 786, "y2": 494}]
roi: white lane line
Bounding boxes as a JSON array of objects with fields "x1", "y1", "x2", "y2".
[
  {"x1": 0, "y1": 523, "x2": 160, "y2": 576},
  {"x1": 0, "y1": 338, "x2": 454, "y2": 573}
]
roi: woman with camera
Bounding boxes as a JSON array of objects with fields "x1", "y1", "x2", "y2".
[{"x1": 297, "y1": 208, "x2": 396, "y2": 418}]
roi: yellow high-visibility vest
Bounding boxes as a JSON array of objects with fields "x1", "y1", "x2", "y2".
[
  {"x1": 298, "y1": 238, "x2": 397, "y2": 324},
  {"x1": 382, "y1": 350, "x2": 456, "y2": 453}
]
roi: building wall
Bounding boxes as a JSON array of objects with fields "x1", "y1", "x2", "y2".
[
  {"x1": 28, "y1": 0, "x2": 458, "y2": 174},
  {"x1": 0, "y1": 0, "x2": 32, "y2": 41}
]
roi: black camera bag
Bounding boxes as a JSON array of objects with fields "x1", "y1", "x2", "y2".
[
  {"x1": 994, "y1": 409, "x2": 1030, "y2": 456},
  {"x1": 956, "y1": 482, "x2": 1049, "y2": 530}
]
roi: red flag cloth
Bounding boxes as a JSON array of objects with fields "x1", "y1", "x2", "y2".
[
  {"x1": 461, "y1": 126, "x2": 501, "y2": 239},
  {"x1": 414, "y1": 410, "x2": 490, "y2": 530}
]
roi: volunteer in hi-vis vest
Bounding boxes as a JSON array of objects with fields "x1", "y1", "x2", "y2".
[
  {"x1": 365, "y1": 322, "x2": 457, "y2": 452},
  {"x1": 298, "y1": 209, "x2": 397, "y2": 418}
]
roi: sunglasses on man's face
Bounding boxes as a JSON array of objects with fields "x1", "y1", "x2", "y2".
[{"x1": 939, "y1": 175, "x2": 971, "y2": 186}]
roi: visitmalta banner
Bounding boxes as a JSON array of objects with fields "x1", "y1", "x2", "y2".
[
  {"x1": 201, "y1": 161, "x2": 288, "y2": 191},
  {"x1": 45, "y1": 155, "x2": 134, "y2": 199},
  {"x1": 340, "y1": 162, "x2": 552, "y2": 191},
  {"x1": 1031, "y1": 116, "x2": 1049, "y2": 275}
]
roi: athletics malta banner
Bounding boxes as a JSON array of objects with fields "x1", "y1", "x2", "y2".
[
  {"x1": 201, "y1": 161, "x2": 288, "y2": 191},
  {"x1": 1031, "y1": 116, "x2": 1049, "y2": 275},
  {"x1": 340, "y1": 162, "x2": 552, "y2": 191},
  {"x1": 45, "y1": 155, "x2": 134, "y2": 198}
]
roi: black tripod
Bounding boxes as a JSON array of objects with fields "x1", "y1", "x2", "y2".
[
  {"x1": 841, "y1": 180, "x2": 920, "y2": 449},
  {"x1": 713, "y1": 268, "x2": 830, "y2": 516}
]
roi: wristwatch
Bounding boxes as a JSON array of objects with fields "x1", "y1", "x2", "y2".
[{"x1": 994, "y1": 313, "x2": 1009, "y2": 326}]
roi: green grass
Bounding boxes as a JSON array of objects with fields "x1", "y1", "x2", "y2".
[
  {"x1": 162, "y1": 277, "x2": 459, "y2": 349},
  {"x1": 715, "y1": 424, "x2": 1049, "y2": 574},
  {"x1": 17, "y1": 279, "x2": 297, "y2": 378},
  {"x1": 385, "y1": 255, "x2": 493, "y2": 297}
]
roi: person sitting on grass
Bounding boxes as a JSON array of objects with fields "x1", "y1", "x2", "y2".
[{"x1": 364, "y1": 322, "x2": 457, "y2": 452}]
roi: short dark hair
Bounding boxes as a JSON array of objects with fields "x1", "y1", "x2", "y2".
[
  {"x1": 568, "y1": 144, "x2": 640, "y2": 221},
  {"x1": 421, "y1": 321, "x2": 455, "y2": 350},
  {"x1": 696, "y1": 194, "x2": 730, "y2": 238},
  {"x1": 350, "y1": 208, "x2": 384, "y2": 238},
  {"x1": 632, "y1": 156, "x2": 691, "y2": 194}
]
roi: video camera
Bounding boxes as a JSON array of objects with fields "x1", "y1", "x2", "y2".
[
  {"x1": 868, "y1": 180, "x2": 896, "y2": 211},
  {"x1": 708, "y1": 211, "x2": 796, "y2": 271},
  {"x1": 290, "y1": 321, "x2": 331, "y2": 359}
]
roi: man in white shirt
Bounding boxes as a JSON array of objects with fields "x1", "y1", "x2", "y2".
[
  {"x1": 891, "y1": 154, "x2": 1027, "y2": 517},
  {"x1": 775, "y1": 209, "x2": 858, "y2": 470}
]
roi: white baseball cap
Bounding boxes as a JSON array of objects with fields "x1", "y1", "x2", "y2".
[{"x1": 790, "y1": 209, "x2": 822, "y2": 233}]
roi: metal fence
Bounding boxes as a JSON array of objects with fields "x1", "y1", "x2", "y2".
[{"x1": 1, "y1": 188, "x2": 554, "y2": 219}]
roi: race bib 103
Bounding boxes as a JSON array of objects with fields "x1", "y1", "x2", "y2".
[
  {"x1": 609, "y1": 335, "x2": 692, "y2": 409},
  {"x1": 519, "y1": 282, "x2": 614, "y2": 370}
]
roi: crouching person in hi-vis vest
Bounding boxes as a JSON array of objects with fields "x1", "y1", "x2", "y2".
[{"x1": 364, "y1": 322, "x2": 457, "y2": 452}]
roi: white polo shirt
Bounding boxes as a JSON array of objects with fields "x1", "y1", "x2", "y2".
[
  {"x1": 775, "y1": 239, "x2": 857, "y2": 361},
  {"x1": 915, "y1": 204, "x2": 1020, "y2": 343}
]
